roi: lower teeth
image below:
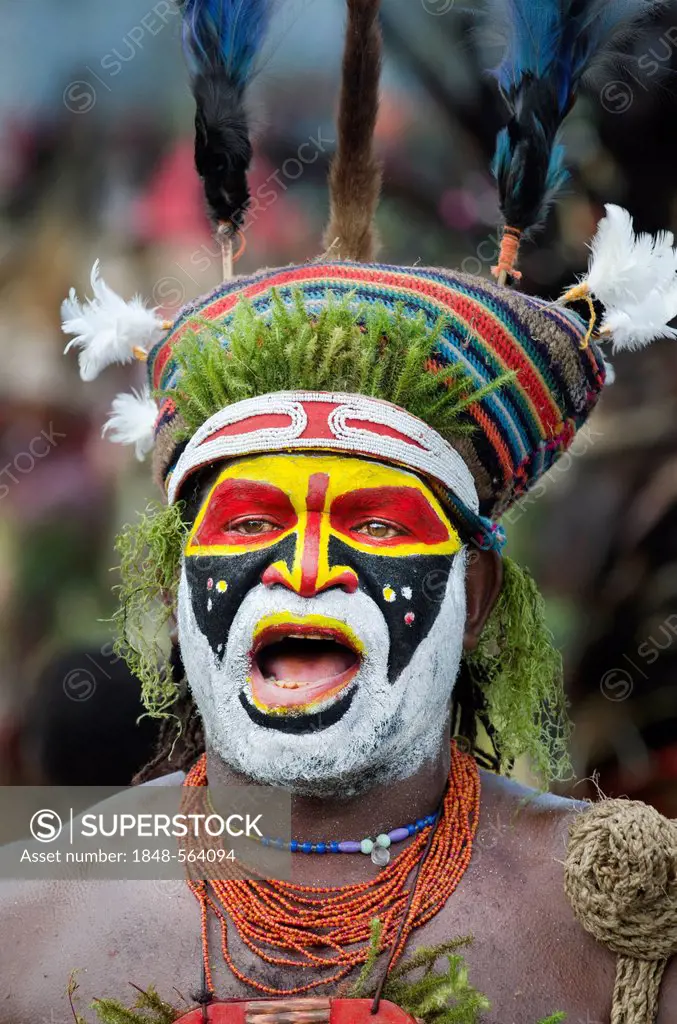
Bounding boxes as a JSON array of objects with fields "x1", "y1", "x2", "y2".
[{"x1": 265, "y1": 677, "x2": 301, "y2": 689}]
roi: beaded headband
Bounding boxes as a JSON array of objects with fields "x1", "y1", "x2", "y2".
[{"x1": 166, "y1": 392, "x2": 480, "y2": 512}]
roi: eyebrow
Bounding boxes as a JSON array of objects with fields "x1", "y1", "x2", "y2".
[
  {"x1": 190, "y1": 478, "x2": 298, "y2": 546},
  {"x1": 330, "y1": 486, "x2": 452, "y2": 543}
]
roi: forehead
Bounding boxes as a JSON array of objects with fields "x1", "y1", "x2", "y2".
[{"x1": 201, "y1": 453, "x2": 444, "y2": 505}]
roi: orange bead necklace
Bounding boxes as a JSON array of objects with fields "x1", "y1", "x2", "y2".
[{"x1": 183, "y1": 742, "x2": 480, "y2": 997}]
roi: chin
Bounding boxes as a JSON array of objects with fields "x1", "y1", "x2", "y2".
[{"x1": 177, "y1": 558, "x2": 466, "y2": 795}]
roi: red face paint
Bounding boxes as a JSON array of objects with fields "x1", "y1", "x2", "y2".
[
  {"x1": 191, "y1": 479, "x2": 298, "y2": 547},
  {"x1": 299, "y1": 473, "x2": 330, "y2": 597},
  {"x1": 330, "y1": 487, "x2": 451, "y2": 546}
]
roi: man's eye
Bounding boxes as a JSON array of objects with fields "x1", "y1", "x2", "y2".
[
  {"x1": 354, "y1": 520, "x2": 405, "y2": 540},
  {"x1": 226, "y1": 518, "x2": 280, "y2": 536}
]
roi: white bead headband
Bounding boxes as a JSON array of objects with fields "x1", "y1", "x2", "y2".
[{"x1": 166, "y1": 391, "x2": 480, "y2": 515}]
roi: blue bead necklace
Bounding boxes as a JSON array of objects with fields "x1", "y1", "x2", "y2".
[{"x1": 255, "y1": 813, "x2": 438, "y2": 867}]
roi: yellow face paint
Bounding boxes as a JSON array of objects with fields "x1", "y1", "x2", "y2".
[
  {"x1": 252, "y1": 612, "x2": 365, "y2": 654},
  {"x1": 180, "y1": 454, "x2": 468, "y2": 731},
  {"x1": 186, "y1": 454, "x2": 462, "y2": 575}
]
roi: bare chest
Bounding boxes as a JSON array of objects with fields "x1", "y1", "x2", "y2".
[{"x1": 2, "y1": 849, "x2": 616, "y2": 1024}]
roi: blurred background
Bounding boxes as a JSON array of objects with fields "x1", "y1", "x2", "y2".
[{"x1": 0, "y1": 0, "x2": 676, "y2": 810}]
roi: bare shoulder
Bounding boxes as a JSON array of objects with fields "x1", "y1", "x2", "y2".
[
  {"x1": 464, "y1": 773, "x2": 677, "y2": 1023},
  {"x1": 0, "y1": 875, "x2": 200, "y2": 1024},
  {"x1": 476, "y1": 768, "x2": 590, "y2": 875},
  {"x1": 425, "y1": 772, "x2": 616, "y2": 1021}
]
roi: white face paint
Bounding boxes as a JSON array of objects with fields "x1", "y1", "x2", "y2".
[{"x1": 178, "y1": 550, "x2": 467, "y2": 796}]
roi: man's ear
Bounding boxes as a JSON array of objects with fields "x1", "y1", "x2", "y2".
[{"x1": 463, "y1": 548, "x2": 503, "y2": 652}]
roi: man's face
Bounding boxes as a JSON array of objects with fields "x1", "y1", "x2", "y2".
[{"x1": 177, "y1": 453, "x2": 468, "y2": 794}]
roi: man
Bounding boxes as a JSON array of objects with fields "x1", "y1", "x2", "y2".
[
  {"x1": 2, "y1": 1, "x2": 676, "y2": 1021},
  {"x1": 1, "y1": 424, "x2": 675, "y2": 1020}
]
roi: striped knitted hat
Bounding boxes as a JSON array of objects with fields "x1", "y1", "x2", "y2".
[{"x1": 148, "y1": 262, "x2": 606, "y2": 547}]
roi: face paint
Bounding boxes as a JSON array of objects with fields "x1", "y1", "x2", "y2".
[{"x1": 178, "y1": 454, "x2": 467, "y2": 795}]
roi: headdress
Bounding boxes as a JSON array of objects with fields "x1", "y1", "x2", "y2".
[{"x1": 63, "y1": 0, "x2": 676, "y2": 780}]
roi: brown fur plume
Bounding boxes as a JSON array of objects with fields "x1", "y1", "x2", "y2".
[{"x1": 323, "y1": 0, "x2": 382, "y2": 262}]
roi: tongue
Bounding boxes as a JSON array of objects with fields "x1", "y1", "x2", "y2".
[{"x1": 260, "y1": 641, "x2": 356, "y2": 683}]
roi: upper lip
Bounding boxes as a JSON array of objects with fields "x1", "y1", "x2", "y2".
[{"x1": 251, "y1": 622, "x2": 362, "y2": 657}]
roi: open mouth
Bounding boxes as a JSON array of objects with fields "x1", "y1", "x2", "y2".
[{"x1": 249, "y1": 622, "x2": 362, "y2": 712}]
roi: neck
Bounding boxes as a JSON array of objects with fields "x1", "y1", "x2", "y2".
[{"x1": 204, "y1": 736, "x2": 451, "y2": 886}]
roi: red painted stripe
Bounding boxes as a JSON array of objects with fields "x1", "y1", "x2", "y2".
[
  {"x1": 209, "y1": 413, "x2": 292, "y2": 441},
  {"x1": 299, "y1": 473, "x2": 329, "y2": 598},
  {"x1": 192, "y1": 479, "x2": 297, "y2": 548}
]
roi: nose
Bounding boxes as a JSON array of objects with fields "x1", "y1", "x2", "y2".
[
  {"x1": 260, "y1": 472, "x2": 359, "y2": 597},
  {"x1": 261, "y1": 561, "x2": 359, "y2": 596}
]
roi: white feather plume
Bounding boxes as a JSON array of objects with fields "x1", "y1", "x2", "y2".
[
  {"x1": 62, "y1": 261, "x2": 166, "y2": 381},
  {"x1": 565, "y1": 204, "x2": 677, "y2": 352},
  {"x1": 586, "y1": 205, "x2": 677, "y2": 307},
  {"x1": 601, "y1": 355, "x2": 616, "y2": 386},
  {"x1": 602, "y1": 282, "x2": 677, "y2": 352},
  {"x1": 102, "y1": 386, "x2": 157, "y2": 461}
]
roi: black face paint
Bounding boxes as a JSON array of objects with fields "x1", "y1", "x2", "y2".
[
  {"x1": 184, "y1": 534, "x2": 457, "y2": 683},
  {"x1": 327, "y1": 537, "x2": 457, "y2": 680},
  {"x1": 238, "y1": 687, "x2": 356, "y2": 733},
  {"x1": 184, "y1": 535, "x2": 296, "y2": 662}
]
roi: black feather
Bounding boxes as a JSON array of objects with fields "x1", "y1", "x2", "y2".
[
  {"x1": 178, "y1": 0, "x2": 275, "y2": 231},
  {"x1": 488, "y1": 0, "x2": 663, "y2": 234},
  {"x1": 193, "y1": 73, "x2": 252, "y2": 229}
]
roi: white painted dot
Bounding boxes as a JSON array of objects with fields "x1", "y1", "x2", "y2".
[
  {"x1": 401, "y1": 586, "x2": 413, "y2": 600},
  {"x1": 207, "y1": 598, "x2": 213, "y2": 612}
]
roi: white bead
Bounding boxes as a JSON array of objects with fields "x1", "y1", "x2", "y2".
[{"x1": 371, "y1": 845, "x2": 390, "y2": 867}]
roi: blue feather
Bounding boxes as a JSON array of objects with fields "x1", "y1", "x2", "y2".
[
  {"x1": 493, "y1": 0, "x2": 661, "y2": 101},
  {"x1": 180, "y1": 0, "x2": 274, "y2": 84},
  {"x1": 487, "y1": 0, "x2": 663, "y2": 232},
  {"x1": 177, "y1": 0, "x2": 276, "y2": 228}
]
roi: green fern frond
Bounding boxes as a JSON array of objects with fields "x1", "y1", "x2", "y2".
[
  {"x1": 72, "y1": 949, "x2": 565, "y2": 1024},
  {"x1": 91, "y1": 1001, "x2": 146, "y2": 1024},
  {"x1": 350, "y1": 918, "x2": 385, "y2": 998},
  {"x1": 129, "y1": 985, "x2": 179, "y2": 1024},
  {"x1": 157, "y1": 290, "x2": 503, "y2": 445},
  {"x1": 86, "y1": 984, "x2": 181, "y2": 1024},
  {"x1": 112, "y1": 501, "x2": 187, "y2": 716},
  {"x1": 386, "y1": 938, "x2": 474, "y2": 981},
  {"x1": 464, "y1": 556, "x2": 571, "y2": 782},
  {"x1": 345, "y1": 927, "x2": 565, "y2": 1024}
]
